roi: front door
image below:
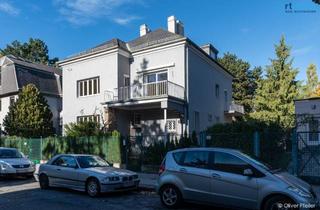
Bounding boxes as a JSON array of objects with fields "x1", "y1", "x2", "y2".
[
  {"x1": 210, "y1": 151, "x2": 259, "y2": 209},
  {"x1": 177, "y1": 150, "x2": 212, "y2": 202}
]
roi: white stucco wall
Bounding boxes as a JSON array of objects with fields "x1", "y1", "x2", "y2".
[
  {"x1": 130, "y1": 43, "x2": 185, "y2": 88},
  {"x1": 187, "y1": 46, "x2": 233, "y2": 133},
  {"x1": 61, "y1": 51, "x2": 123, "y2": 129},
  {"x1": 0, "y1": 95, "x2": 16, "y2": 131}
]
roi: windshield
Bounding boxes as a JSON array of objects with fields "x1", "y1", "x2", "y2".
[
  {"x1": 240, "y1": 152, "x2": 275, "y2": 171},
  {"x1": 76, "y1": 156, "x2": 109, "y2": 168},
  {"x1": 0, "y1": 149, "x2": 23, "y2": 159}
]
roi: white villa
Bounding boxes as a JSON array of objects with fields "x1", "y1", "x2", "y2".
[{"x1": 59, "y1": 16, "x2": 244, "y2": 139}]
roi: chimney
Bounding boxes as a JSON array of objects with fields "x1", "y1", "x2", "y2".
[
  {"x1": 201, "y1": 44, "x2": 219, "y2": 60},
  {"x1": 167, "y1": 15, "x2": 184, "y2": 36},
  {"x1": 140, "y1": 24, "x2": 150, "y2": 37}
]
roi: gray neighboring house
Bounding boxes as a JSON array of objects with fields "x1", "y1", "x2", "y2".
[
  {"x1": 59, "y1": 16, "x2": 244, "y2": 140},
  {"x1": 0, "y1": 55, "x2": 62, "y2": 134}
]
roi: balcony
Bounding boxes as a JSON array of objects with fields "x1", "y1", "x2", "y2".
[
  {"x1": 104, "y1": 81, "x2": 185, "y2": 102},
  {"x1": 225, "y1": 102, "x2": 245, "y2": 115}
]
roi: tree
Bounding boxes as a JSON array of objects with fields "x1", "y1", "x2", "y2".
[
  {"x1": 250, "y1": 36, "x2": 299, "y2": 129},
  {"x1": 302, "y1": 64, "x2": 318, "y2": 98},
  {"x1": 218, "y1": 53, "x2": 262, "y2": 112},
  {"x1": 64, "y1": 121, "x2": 102, "y2": 138},
  {"x1": 0, "y1": 38, "x2": 58, "y2": 65},
  {"x1": 3, "y1": 84, "x2": 54, "y2": 137}
]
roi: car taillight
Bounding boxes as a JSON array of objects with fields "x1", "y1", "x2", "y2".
[{"x1": 159, "y1": 159, "x2": 166, "y2": 175}]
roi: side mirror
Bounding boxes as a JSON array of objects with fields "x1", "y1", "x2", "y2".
[
  {"x1": 109, "y1": 163, "x2": 114, "y2": 167},
  {"x1": 243, "y1": 168, "x2": 254, "y2": 176}
]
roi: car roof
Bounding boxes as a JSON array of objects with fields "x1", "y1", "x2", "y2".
[
  {"x1": 55, "y1": 154, "x2": 96, "y2": 157},
  {"x1": 168, "y1": 147, "x2": 241, "y2": 154}
]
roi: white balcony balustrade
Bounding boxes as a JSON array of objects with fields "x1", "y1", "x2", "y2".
[{"x1": 104, "y1": 81, "x2": 185, "y2": 102}]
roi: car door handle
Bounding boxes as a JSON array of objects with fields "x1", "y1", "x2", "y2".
[
  {"x1": 179, "y1": 168, "x2": 187, "y2": 173},
  {"x1": 212, "y1": 173, "x2": 221, "y2": 179},
  {"x1": 57, "y1": 168, "x2": 61, "y2": 171}
]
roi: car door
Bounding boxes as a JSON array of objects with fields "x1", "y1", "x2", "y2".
[
  {"x1": 210, "y1": 151, "x2": 259, "y2": 209},
  {"x1": 177, "y1": 150, "x2": 212, "y2": 202},
  {"x1": 48, "y1": 156, "x2": 80, "y2": 188}
]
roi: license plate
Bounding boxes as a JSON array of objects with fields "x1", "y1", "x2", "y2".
[
  {"x1": 123, "y1": 181, "x2": 134, "y2": 187},
  {"x1": 16, "y1": 169, "x2": 28, "y2": 173}
]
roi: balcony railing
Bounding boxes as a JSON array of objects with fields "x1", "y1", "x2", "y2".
[
  {"x1": 104, "y1": 81, "x2": 185, "y2": 102},
  {"x1": 225, "y1": 102, "x2": 245, "y2": 115}
]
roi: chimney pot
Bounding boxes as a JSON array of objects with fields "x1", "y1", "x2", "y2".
[{"x1": 140, "y1": 24, "x2": 150, "y2": 37}]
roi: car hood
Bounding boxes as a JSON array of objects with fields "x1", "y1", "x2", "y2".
[
  {"x1": 84, "y1": 167, "x2": 136, "y2": 176},
  {"x1": 0, "y1": 158, "x2": 31, "y2": 165},
  {"x1": 274, "y1": 171, "x2": 311, "y2": 192}
]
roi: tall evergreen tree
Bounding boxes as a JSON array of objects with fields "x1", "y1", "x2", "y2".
[
  {"x1": 250, "y1": 36, "x2": 299, "y2": 129},
  {"x1": 302, "y1": 63, "x2": 318, "y2": 98},
  {"x1": 3, "y1": 84, "x2": 54, "y2": 137},
  {"x1": 0, "y1": 38, "x2": 58, "y2": 65},
  {"x1": 218, "y1": 53, "x2": 261, "y2": 112}
]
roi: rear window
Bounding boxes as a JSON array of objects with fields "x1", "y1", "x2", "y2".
[{"x1": 173, "y1": 152, "x2": 184, "y2": 165}]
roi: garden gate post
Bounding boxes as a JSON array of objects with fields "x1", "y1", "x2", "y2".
[
  {"x1": 253, "y1": 131, "x2": 260, "y2": 158},
  {"x1": 291, "y1": 128, "x2": 298, "y2": 176}
]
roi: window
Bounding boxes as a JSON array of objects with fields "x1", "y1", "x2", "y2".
[
  {"x1": 215, "y1": 116, "x2": 220, "y2": 123},
  {"x1": 133, "y1": 113, "x2": 141, "y2": 125},
  {"x1": 182, "y1": 151, "x2": 210, "y2": 169},
  {"x1": 77, "y1": 115, "x2": 100, "y2": 123},
  {"x1": 77, "y1": 77, "x2": 100, "y2": 97},
  {"x1": 208, "y1": 114, "x2": 213, "y2": 122},
  {"x1": 215, "y1": 84, "x2": 220, "y2": 97},
  {"x1": 0, "y1": 99, "x2": 1, "y2": 111},
  {"x1": 9, "y1": 96, "x2": 15, "y2": 106},
  {"x1": 309, "y1": 119, "x2": 319, "y2": 141},
  {"x1": 213, "y1": 152, "x2": 249, "y2": 175},
  {"x1": 124, "y1": 75, "x2": 130, "y2": 86},
  {"x1": 143, "y1": 71, "x2": 167, "y2": 83},
  {"x1": 53, "y1": 156, "x2": 78, "y2": 168},
  {"x1": 167, "y1": 120, "x2": 177, "y2": 132},
  {"x1": 173, "y1": 152, "x2": 184, "y2": 165}
]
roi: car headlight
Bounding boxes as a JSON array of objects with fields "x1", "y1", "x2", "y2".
[
  {"x1": 0, "y1": 161, "x2": 12, "y2": 170},
  {"x1": 288, "y1": 186, "x2": 312, "y2": 198},
  {"x1": 101, "y1": 176, "x2": 120, "y2": 184}
]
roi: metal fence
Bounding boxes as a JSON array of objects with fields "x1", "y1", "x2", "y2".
[
  {"x1": 292, "y1": 131, "x2": 320, "y2": 184},
  {"x1": 0, "y1": 136, "x2": 122, "y2": 164}
]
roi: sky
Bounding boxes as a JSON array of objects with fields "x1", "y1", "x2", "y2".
[{"x1": 0, "y1": 0, "x2": 319, "y2": 82}]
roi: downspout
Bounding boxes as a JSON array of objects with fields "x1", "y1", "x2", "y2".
[{"x1": 184, "y1": 44, "x2": 189, "y2": 136}]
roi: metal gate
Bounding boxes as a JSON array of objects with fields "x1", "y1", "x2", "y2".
[{"x1": 293, "y1": 131, "x2": 320, "y2": 184}]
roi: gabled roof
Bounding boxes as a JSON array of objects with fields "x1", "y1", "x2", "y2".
[{"x1": 6, "y1": 55, "x2": 62, "y2": 76}]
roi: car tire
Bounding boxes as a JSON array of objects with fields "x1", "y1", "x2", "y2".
[
  {"x1": 86, "y1": 178, "x2": 101, "y2": 197},
  {"x1": 263, "y1": 195, "x2": 296, "y2": 210},
  {"x1": 160, "y1": 185, "x2": 182, "y2": 209},
  {"x1": 39, "y1": 174, "x2": 50, "y2": 190}
]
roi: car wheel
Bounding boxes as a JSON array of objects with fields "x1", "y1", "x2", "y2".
[
  {"x1": 264, "y1": 195, "x2": 296, "y2": 210},
  {"x1": 86, "y1": 178, "x2": 100, "y2": 197},
  {"x1": 39, "y1": 174, "x2": 50, "y2": 190},
  {"x1": 160, "y1": 185, "x2": 182, "y2": 208}
]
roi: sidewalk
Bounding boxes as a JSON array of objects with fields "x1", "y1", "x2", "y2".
[{"x1": 138, "y1": 173, "x2": 158, "y2": 190}]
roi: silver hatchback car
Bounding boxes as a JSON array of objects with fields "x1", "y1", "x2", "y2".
[
  {"x1": 36, "y1": 154, "x2": 140, "y2": 197},
  {"x1": 157, "y1": 148, "x2": 319, "y2": 210}
]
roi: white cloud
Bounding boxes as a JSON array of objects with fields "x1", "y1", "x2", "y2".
[
  {"x1": 113, "y1": 16, "x2": 140, "y2": 25},
  {"x1": 0, "y1": 1, "x2": 19, "y2": 16},
  {"x1": 292, "y1": 46, "x2": 313, "y2": 56},
  {"x1": 53, "y1": 0, "x2": 142, "y2": 26}
]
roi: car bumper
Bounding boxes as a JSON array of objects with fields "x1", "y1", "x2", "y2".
[
  {"x1": 0, "y1": 167, "x2": 35, "y2": 176},
  {"x1": 100, "y1": 180, "x2": 140, "y2": 193}
]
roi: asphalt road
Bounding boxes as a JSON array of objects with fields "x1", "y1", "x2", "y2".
[{"x1": 0, "y1": 177, "x2": 221, "y2": 210}]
